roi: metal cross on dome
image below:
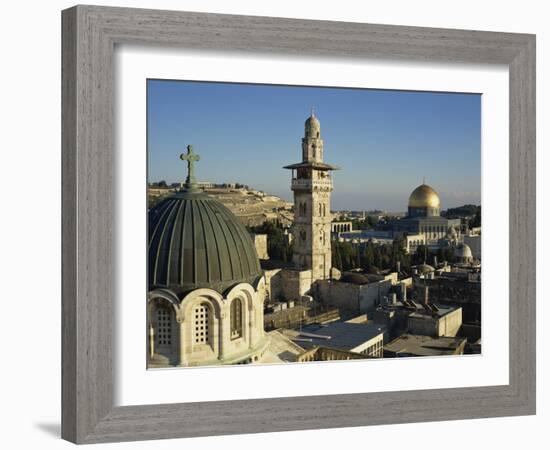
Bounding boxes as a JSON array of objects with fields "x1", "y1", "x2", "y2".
[{"x1": 180, "y1": 145, "x2": 200, "y2": 190}]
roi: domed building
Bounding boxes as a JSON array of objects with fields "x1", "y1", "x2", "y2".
[
  {"x1": 454, "y1": 243, "x2": 474, "y2": 264},
  {"x1": 408, "y1": 184, "x2": 441, "y2": 217},
  {"x1": 393, "y1": 182, "x2": 461, "y2": 247},
  {"x1": 147, "y1": 146, "x2": 269, "y2": 368}
]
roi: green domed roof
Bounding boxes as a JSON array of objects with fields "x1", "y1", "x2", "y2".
[{"x1": 148, "y1": 190, "x2": 262, "y2": 296}]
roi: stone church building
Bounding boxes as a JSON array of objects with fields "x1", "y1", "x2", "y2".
[{"x1": 147, "y1": 146, "x2": 269, "y2": 367}]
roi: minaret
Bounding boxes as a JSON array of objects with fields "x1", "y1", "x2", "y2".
[{"x1": 284, "y1": 111, "x2": 339, "y2": 281}]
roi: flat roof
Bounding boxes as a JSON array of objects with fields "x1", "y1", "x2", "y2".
[
  {"x1": 259, "y1": 330, "x2": 306, "y2": 363},
  {"x1": 379, "y1": 301, "x2": 458, "y2": 320},
  {"x1": 408, "y1": 304, "x2": 458, "y2": 320},
  {"x1": 384, "y1": 334, "x2": 466, "y2": 357},
  {"x1": 289, "y1": 321, "x2": 385, "y2": 352}
]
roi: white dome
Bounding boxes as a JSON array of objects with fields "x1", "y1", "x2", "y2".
[
  {"x1": 417, "y1": 263, "x2": 435, "y2": 274},
  {"x1": 454, "y1": 244, "x2": 473, "y2": 259}
]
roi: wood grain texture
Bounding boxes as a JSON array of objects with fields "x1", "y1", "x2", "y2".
[
  {"x1": 61, "y1": 5, "x2": 536, "y2": 444},
  {"x1": 61, "y1": 6, "x2": 77, "y2": 443}
]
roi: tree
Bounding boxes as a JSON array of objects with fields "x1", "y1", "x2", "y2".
[
  {"x1": 436, "y1": 246, "x2": 456, "y2": 264},
  {"x1": 412, "y1": 244, "x2": 429, "y2": 265},
  {"x1": 469, "y1": 206, "x2": 481, "y2": 228},
  {"x1": 390, "y1": 237, "x2": 410, "y2": 269},
  {"x1": 361, "y1": 240, "x2": 375, "y2": 268},
  {"x1": 247, "y1": 221, "x2": 293, "y2": 262},
  {"x1": 442, "y1": 204, "x2": 479, "y2": 218},
  {"x1": 331, "y1": 241, "x2": 358, "y2": 271},
  {"x1": 332, "y1": 242, "x2": 343, "y2": 271}
]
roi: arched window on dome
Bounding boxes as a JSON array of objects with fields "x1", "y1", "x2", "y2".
[
  {"x1": 149, "y1": 300, "x2": 176, "y2": 364},
  {"x1": 230, "y1": 298, "x2": 243, "y2": 340},
  {"x1": 156, "y1": 306, "x2": 172, "y2": 347},
  {"x1": 193, "y1": 303, "x2": 211, "y2": 345}
]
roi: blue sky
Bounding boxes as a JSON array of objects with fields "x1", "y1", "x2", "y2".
[{"x1": 147, "y1": 80, "x2": 481, "y2": 211}]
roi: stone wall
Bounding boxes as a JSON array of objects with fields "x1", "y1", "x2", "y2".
[
  {"x1": 264, "y1": 305, "x2": 340, "y2": 331},
  {"x1": 297, "y1": 346, "x2": 367, "y2": 362},
  {"x1": 316, "y1": 278, "x2": 394, "y2": 315},
  {"x1": 263, "y1": 268, "x2": 313, "y2": 304},
  {"x1": 358, "y1": 279, "x2": 393, "y2": 313},
  {"x1": 407, "y1": 307, "x2": 462, "y2": 337},
  {"x1": 263, "y1": 268, "x2": 283, "y2": 302},
  {"x1": 281, "y1": 269, "x2": 312, "y2": 300},
  {"x1": 437, "y1": 307, "x2": 463, "y2": 337},
  {"x1": 250, "y1": 233, "x2": 269, "y2": 260},
  {"x1": 316, "y1": 279, "x2": 360, "y2": 312}
]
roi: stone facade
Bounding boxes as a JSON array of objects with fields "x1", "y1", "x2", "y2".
[
  {"x1": 316, "y1": 274, "x2": 395, "y2": 315},
  {"x1": 394, "y1": 216, "x2": 461, "y2": 246},
  {"x1": 262, "y1": 268, "x2": 283, "y2": 302},
  {"x1": 264, "y1": 305, "x2": 340, "y2": 331},
  {"x1": 147, "y1": 281, "x2": 269, "y2": 368},
  {"x1": 292, "y1": 187, "x2": 332, "y2": 281},
  {"x1": 250, "y1": 233, "x2": 269, "y2": 260},
  {"x1": 281, "y1": 268, "x2": 313, "y2": 299},
  {"x1": 297, "y1": 346, "x2": 368, "y2": 362},
  {"x1": 262, "y1": 266, "x2": 314, "y2": 305},
  {"x1": 285, "y1": 113, "x2": 337, "y2": 282},
  {"x1": 331, "y1": 221, "x2": 352, "y2": 233},
  {"x1": 404, "y1": 233, "x2": 425, "y2": 253},
  {"x1": 407, "y1": 306, "x2": 463, "y2": 337}
]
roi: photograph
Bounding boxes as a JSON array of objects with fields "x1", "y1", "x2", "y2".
[
  {"x1": 146, "y1": 80, "x2": 482, "y2": 368},
  {"x1": 1, "y1": 0, "x2": 541, "y2": 446}
]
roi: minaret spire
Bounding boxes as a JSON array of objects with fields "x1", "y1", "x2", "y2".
[
  {"x1": 283, "y1": 113, "x2": 340, "y2": 282},
  {"x1": 179, "y1": 144, "x2": 201, "y2": 191}
]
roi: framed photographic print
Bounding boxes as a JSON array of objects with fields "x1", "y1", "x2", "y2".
[{"x1": 61, "y1": 5, "x2": 536, "y2": 444}]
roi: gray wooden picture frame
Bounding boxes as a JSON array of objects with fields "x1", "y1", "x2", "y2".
[{"x1": 61, "y1": 5, "x2": 536, "y2": 444}]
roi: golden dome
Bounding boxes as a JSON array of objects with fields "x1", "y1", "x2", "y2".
[{"x1": 408, "y1": 184, "x2": 441, "y2": 208}]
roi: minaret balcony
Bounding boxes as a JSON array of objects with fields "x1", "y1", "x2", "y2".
[{"x1": 291, "y1": 178, "x2": 333, "y2": 191}]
